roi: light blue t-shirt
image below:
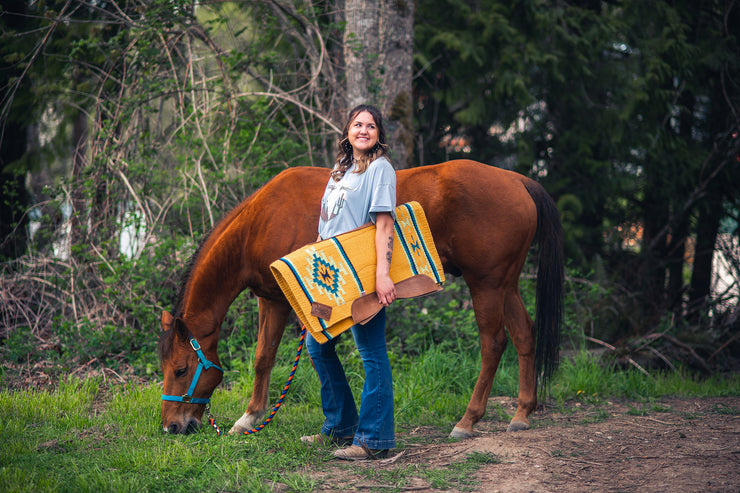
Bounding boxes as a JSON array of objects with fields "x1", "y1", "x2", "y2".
[{"x1": 319, "y1": 156, "x2": 396, "y2": 239}]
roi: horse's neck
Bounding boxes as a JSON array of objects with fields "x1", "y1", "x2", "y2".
[{"x1": 180, "y1": 229, "x2": 250, "y2": 338}]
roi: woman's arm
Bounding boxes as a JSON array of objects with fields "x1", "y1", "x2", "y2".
[{"x1": 374, "y1": 212, "x2": 397, "y2": 306}]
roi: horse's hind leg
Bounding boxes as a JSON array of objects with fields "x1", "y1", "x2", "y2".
[
  {"x1": 504, "y1": 289, "x2": 536, "y2": 432},
  {"x1": 450, "y1": 287, "x2": 508, "y2": 439},
  {"x1": 229, "y1": 297, "x2": 290, "y2": 434}
]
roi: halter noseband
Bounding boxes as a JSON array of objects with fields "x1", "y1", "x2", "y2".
[{"x1": 162, "y1": 337, "x2": 223, "y2": 405}]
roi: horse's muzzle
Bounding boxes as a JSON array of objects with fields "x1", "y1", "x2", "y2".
[{"x1": 165, "y1": 418, "x2": 201, "y2": 434}]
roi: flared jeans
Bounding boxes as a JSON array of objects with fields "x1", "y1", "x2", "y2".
[{"x1": 306, "y1": 308, "x2": 395, "y2": 449}]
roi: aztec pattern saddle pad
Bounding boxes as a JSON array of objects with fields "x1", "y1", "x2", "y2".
[{"x1": 270, "y1": 201, "x2": 445, "y2": 343}]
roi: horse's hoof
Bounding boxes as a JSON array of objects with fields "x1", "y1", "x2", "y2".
[
  {"x1": 228, "y1": 413, "x2": 260, "y2": 435},
  {"x1": 227, "y1": 425, "x2": 244, "y2": 435},
  {"x1": 449, "y1": 426, "x2": 474, "y2": 439},
  {"x1": 506, "y1": 420, "x2": 530, "y2": 432}
]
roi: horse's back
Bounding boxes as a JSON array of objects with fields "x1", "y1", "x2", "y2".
[
  {"x1": 397, "y1": 160, "x2": 538, "y2": 278},
  {"x1": 398, "y1": 160, "x2": 534, "y2": 213}
]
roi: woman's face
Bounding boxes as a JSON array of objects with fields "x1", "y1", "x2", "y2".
[{"x1": 347, "y1": 111, "x2": 379, "y2": 158}]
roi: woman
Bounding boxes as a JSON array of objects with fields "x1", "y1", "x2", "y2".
[{"x1": 301, "y1": 104, "x2": 397, "y2": 460}]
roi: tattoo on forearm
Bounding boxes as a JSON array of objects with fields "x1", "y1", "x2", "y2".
[{"x1": 385, "y1": 235, "x2": 393, "y2": 265}]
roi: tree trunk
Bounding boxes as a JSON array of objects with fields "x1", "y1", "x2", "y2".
[
  {"x1": 0, "y1": 122, "x2": 29, "y2": 260},
  {"x1": 326, "y1": 0, "x2": 347, "y2": 139},
  {"x1": 639, "y1": 182, "x2": 669, "y2": 328},
  {"x1": 343, "y1": 0, "x2": 414, "y2": 167},
  {"x1": 666, "y1": 216, "x2": 689, "y2": 316},
  {"x1": 687, "y1": 197, "x2": 721, "y2": 321}
]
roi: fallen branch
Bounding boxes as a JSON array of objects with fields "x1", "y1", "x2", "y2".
[
  {"x1": 709, "y1": 331, "x2": 740, "y2": 361},
  {"x1": 585, "y1": 336, "x2": 651, "y2": 377}
]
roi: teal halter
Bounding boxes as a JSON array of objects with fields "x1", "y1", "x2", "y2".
[{"x1": 162, "y1": 337, "x2": 223, "y2": 405}]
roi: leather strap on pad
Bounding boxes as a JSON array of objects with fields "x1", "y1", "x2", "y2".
[{"x1": 351, "y1": 274, "x2": 443, "y2": 325}]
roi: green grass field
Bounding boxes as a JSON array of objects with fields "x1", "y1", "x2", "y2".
[{"x1": 2, "y1": 336, "x2": 738, "y2": 493}]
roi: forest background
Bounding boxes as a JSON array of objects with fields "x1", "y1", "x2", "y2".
[{"x1": 0, "y1": 0, "x2": 738, "y2": 387}]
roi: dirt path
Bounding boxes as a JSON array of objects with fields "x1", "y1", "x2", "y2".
[{"x1": 305, "y1": 396, "x2": 740, "y2": 492}]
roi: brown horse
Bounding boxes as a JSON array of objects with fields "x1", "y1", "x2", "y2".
[{"x1": 158, "y1": 159, "x2": 563, "y2": 438}]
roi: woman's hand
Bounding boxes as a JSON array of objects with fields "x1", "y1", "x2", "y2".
[{"x1": 374, "y1": 212, "x2": 396, "y2": 306}]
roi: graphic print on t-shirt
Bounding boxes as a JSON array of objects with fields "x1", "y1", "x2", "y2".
[{"x1": 320, "y1": 182, "x2": 357, "y2": 222}]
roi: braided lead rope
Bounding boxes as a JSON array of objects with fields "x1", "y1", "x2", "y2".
[
  {"x1": 209, "y1": 326, "x2": 307, "y2": 436},
  {"x1": 207, "y1": 405, "x2": 222, "y2": 435}
]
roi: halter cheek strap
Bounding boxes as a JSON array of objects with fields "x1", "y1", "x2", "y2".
[{"x1": 162, "y1": 337, "x2": 223, "y2": 405}]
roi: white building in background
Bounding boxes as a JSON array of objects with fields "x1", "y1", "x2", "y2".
[
  {"x1": 712, "y1": 233, "x2": 739, "y2": 309},
  {"x1": 118, "y1": 202, "x2": 147, "y2": 259}
]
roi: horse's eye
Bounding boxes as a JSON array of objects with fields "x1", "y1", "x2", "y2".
[{"x1": 174, "y1": 368, "x2": 187, "y2": 378}]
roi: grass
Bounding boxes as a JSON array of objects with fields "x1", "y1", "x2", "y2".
[
  {"x1": 1, "y1": 336, "x2": 739, "y2": 492},
  {"x1": 551, "y1": 349, "x2": 740, "y2": 405},
  {"x1": 1, "y1": 379, "x2": 324, "y2": 492}
]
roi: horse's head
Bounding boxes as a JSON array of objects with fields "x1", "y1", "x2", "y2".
[{"x1": 159, "y1": 311, "x2": 223, "y2": 434}]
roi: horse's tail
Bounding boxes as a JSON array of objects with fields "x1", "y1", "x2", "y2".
[{"x1": 524, "y1": 179, "x2": 564, "y2": 395}]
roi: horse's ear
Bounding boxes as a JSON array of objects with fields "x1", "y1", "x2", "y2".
[
  {"x1": 173, "y1": 317, "x2": 189, "y2": 340},
  {"x1": 161, "y1": 311, "x2": 174, "y2": 331}
]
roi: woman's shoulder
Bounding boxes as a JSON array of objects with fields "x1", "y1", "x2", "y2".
[{"x1": 369, "y1": 155, "x2": 395, "y2": 172}]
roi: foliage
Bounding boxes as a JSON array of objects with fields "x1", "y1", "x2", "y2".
[
  {"x1": 414, "y1": 0, "x2": 541, "y2": 164},
  {"x1": 0, "y1": 0, "x2": 337, "y2": 385},
  {"x1": 386, "y1": 278, "x2": 479, "y2": 355}
]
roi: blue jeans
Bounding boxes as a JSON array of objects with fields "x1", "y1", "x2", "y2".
[{"x1": 306, "y1": 308, "x2": 395, "y2": 449}]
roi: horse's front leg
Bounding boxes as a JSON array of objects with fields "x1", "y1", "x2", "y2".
[{"x1": 229, "y1": 297, "x2": 290, "y2": 434}]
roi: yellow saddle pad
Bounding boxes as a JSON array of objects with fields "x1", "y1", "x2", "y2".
[{"x1": 270, "y1": 201, "x2": 445, "y2": 343}]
